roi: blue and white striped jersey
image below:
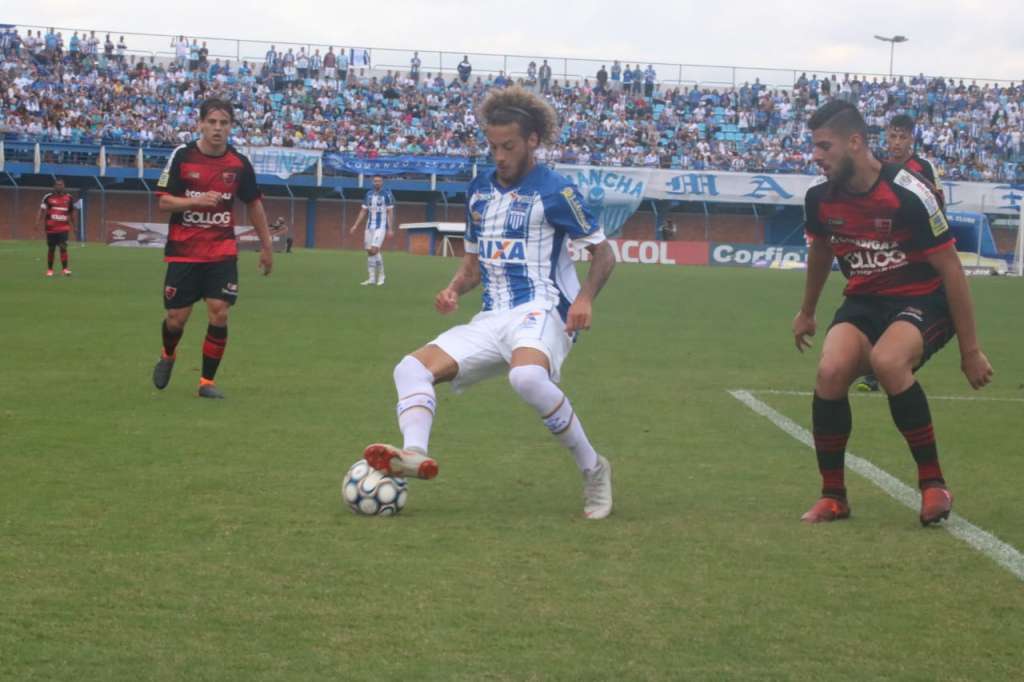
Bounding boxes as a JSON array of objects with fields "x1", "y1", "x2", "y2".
[
  {"x1": 464, "y1": 165, "x2": 605, "y2": 320},
  {"x1": 363, "y1": 189, "x2": 394, "y2": 231}
]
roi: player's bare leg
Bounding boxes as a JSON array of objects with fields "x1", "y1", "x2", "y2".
[
  {"x1": 365, "y1": 344, "x2": 456, "y2": 479},
  {"x1": 872, "y1": 322, "x2": 952, "y2": 525},
  {"x1": 802, "y1": 324, "x2": 870, "y2": 523},
  {"x1": 153, "y1": 305, "x2": 191, "y2": 390},
  {"x1": 197, "y1": 299, "x2": 229, "y2": 399},
  {"x1": 508, "y1": 348, "x2": 611, "y2": 519}
]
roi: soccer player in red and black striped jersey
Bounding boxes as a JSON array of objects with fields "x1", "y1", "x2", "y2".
[
  {"x1": 152, "y1": 97, "x2": 273, "y2": 399},
  {"x1": 37, "y1": 178, "x2": 76, "y2": 277},
  {"x1": 792, "y1": 101, "x2": 993, "y2": 526},
  {"x1": 886, "y1": 114, "x2": 942, "y2": 198},
  {"x1": 856, "y1": 114, "x2": 945, "y2": 393}
]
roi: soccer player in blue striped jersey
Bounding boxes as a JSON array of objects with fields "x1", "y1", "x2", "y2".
[
  {"x1": 348, "y1": 175, "x2": 394, "y2": 286},
  {"x1": 363, "y1": 86, "x2": 618, "y2": 519}
]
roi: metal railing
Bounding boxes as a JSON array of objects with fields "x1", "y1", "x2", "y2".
[{"x1": 11, "y1": 23, "x2": 1015, "y2": 90}]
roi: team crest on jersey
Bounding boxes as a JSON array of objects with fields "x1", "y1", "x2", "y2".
[
  {"x1": 873, "y1": 218, "x2": 893, "y2": 236},
  {"x1": 827, "y1": 218, "x2": 844, "y2": 226},
  {"x1": 221, "y1": 171, "x2": 237, "y2": 185},
  {"x1": 187, "y1": 171, "x2": 201, "y2": 180},
  {"x1": 164, "y1": 286, "x2": 177, "y2": 300},
  {"x1": 479, "y1": 238, "x2": 527, "y2": 263},
  {"x1": 507, "y1": 198, "x2": 533, "y2": 232}
]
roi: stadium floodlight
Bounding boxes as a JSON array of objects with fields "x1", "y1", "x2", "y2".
[{"x1": 874, "y1": 35, "x2": 909, "y2": 77}]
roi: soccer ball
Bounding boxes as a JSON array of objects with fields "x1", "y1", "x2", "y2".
[{"x1": 342, "y1": 459, "x2": 408, "y2": 516}]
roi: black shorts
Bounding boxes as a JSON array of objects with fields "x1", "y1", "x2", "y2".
[
  {"x1": 163, "y1": 259, "x2": 239, "y2": 310},
  {"x1": 46, "y1": 232, "x2": 69, "y2": 248},
  {"x1": 829, "y1": 291, "x2": 955, "y2": 369}
]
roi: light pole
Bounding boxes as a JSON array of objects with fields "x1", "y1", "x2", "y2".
[{"x1": 874, "y1": 35, "x2": 908, "y2": 78}]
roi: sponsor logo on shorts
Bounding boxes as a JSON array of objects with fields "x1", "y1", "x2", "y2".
[
  {"x1": 164, "y1": 286, "x2": 177, "y2": 300},
  {"x1": 222, "y1": 282, "x2": 239, "y2": 295},
  {"x1": 519, "y1": 310, "x2": 543, "y2": 329},
  {"x1": 897, "y1": 306, "x2": 924, "y2": 322}
]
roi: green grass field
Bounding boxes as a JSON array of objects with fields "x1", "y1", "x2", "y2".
[{"x1": 2, "y1": 240, "x2": 1022, "y2": 681}]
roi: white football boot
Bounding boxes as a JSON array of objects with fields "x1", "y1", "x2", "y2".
[
  {"x1": 363, "y1": 443, "x2": 438, "y2": 480},
  {"x1": 582, "y1": 455, "x2": 613, "y2": 519}
]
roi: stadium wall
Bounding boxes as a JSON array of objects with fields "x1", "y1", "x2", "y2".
[{"x1": 2, "y1": 187, "x2": 765, "y2": 248}]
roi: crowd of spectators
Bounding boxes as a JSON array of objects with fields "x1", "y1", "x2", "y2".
[{"x1": 1, "y1": 26, "x2": 1021, "y2": 182}]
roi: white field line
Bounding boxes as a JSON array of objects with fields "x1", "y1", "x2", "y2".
[
  {"x1": 755, "y1": 388, "x2": 1024, "y2": 403},
  {"x1": 729, "y1": 389, "x2": 1024, "y2": 582}
]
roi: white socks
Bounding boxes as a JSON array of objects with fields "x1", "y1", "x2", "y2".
[
  {"x1": 508, "y1": 364, "x2": 599, "y2": 472},
  {"x1": 394, "y1": 355, "x2": 436, "y2": 454},
  {"x1": 367, "y1": 254, "x2": 384, "y2": 279}
]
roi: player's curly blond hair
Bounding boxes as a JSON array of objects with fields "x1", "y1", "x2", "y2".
[{"x1": 478, "y1": 86, "x2": 559, "y2": 145}]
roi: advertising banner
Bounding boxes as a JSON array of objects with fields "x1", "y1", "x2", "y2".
[
  {"x1": 240, "y1": 146, "x2": 322, "y2": 180},
  {"x1": 323, "y1": 154, "x2": 472, "y2": 177},
  {"x1": 570, "y1": 238, "x2": 709, "y2": 266},
  {"x1": 106, "y1": 222, "x2": 287, "y2": 252}
]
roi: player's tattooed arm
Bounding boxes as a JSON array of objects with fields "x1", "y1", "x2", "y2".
[
  {"x1": 436, "y1": 253, "x2": 480, "y2": 314},
  {"x1": 927, "y1": 246, "x2": 993, "y2": 389},
  {"x1": 447, "y1": 252, "x2": 481, "y2": 295},
  {"x1": 566, "y1": 240, "x2": 615, "y2": 332}
]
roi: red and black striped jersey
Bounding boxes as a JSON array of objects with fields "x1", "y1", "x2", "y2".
[
  {"x1": 899, "y1": 154, "x2": 945, "y2": 209},
  {"x1": 156, "y1": 142, "x2": 261, "y2": 263},
  {"x1": 901, "y1": 154, "x2": 938, "y2": 187},
  {"x1": 40, "y1": 192, "x2": 74, "y2": 233},
  {"x1": 805, "y1": 163, "x2": 955, "y2": 298}
]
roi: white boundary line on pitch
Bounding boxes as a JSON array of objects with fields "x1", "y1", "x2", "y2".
[
  {"x1": 754, "y1": 388, "x2": 1024, "y2": 403},
  {"x1": 728, "y1": 389, "x2": 1024, "y2": 582}
]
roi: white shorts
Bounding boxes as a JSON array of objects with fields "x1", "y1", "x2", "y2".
[
  {"x1": 430, "y1": 302, "x2": 573, "y2": 392},
  {"x1": 364, "y1": 229, "x2": 385, "y2": 250}
]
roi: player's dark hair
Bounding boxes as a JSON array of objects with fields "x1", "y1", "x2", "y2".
[
  {"x1": 478, "y1": 86, "x2": 558, "y2": 145},
  {"x1": 887, "y1": 114, "x2": 915, "y2": 133},
  {"x1": 200, "y1": 97, "x2": 235, "y2": 122},
  {"x1": 807, "y1": 100, "x2": 867, "y2": 140}
]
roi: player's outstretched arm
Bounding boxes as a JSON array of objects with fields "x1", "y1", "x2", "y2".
[
  {"x1": 247, "y1": 199, "x2": 274, "y2": 275},
  {"x1": 566, "y1": 240, "x2": 615, "y2": 333},
  {"x1": 793, "y1": 237, "x2": 833, "y2": 353},
  {"x1": 435, "y1": 253, "x2": 480, "y2": 314},
  {"x1": 927, "y1": 246, "x2": 993, "y2": 389}
]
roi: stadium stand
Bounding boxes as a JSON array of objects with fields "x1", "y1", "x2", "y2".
[{"x1": 2, "y1": 25, "x2": 1022, "y2": 183}]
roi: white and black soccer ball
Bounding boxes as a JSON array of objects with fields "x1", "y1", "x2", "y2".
[{"x1": 342, "y1": 459, "x2": 408, "y2": 516}]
